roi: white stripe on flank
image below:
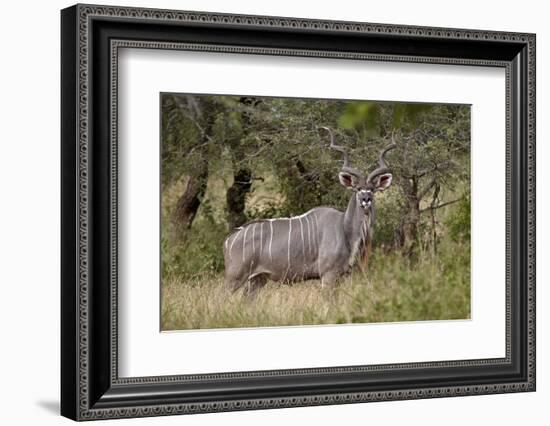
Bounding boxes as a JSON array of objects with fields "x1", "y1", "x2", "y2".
[
  {"x1": 291, "y1": 211, "x2": 312, "y2": 219},
  {"x1": 313, "y1": 213, "x2": 321, "y2": 275},
  {"x1": 281, "y1": 218, "x2": 292, "y2": 282},
  {"x1": 298, "y1": 217, "x2": 305, "y2": 260},
  {"x1": 298, "y1": 217, "x2": 306, "y2": 279},
  {"x1": 312, "y1": 213, "x2": 318, "y2": 251},
  {"x1": 287, "y1": 218, "x2": 292, "y2": 270},
  {"x1": 269, "y1": 220, "x2": 274, "y2": 263},
  {"x1": 242, "y1": 226, "x2": 249, "y2": 262},
  {"x1": 252, "y1": 223, "x2": 256, "y2": 255},
  {"x1": 265, "y1": 210, "x2": 313, "y2": 221},
  {"x1": 260, "y1": 222, "x2": 264, "y2": 256},
  {"x1": 229, "y1": 229, "x2": 242, "y2": 255},
  {"x1": 305, "y1": 215, "x2": 311, "y2": 257}
]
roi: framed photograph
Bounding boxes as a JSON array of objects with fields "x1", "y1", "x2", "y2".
[{"x1": 61, "y1": 4, "x2": 536, "y2": 421}]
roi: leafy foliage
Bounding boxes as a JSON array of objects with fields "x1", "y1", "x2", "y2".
[
  {"x1": 446, "y1": 195, "x2": 471, "y2": 242},
  {"x1": 160, "y1": 94, "x2": 471, "y2": 326}
]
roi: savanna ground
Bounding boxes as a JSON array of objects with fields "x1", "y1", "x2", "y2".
[
  {"x1": 160, "y1": 95, "x2": 471, "y2": 330},
  {"x1": 161, "y1": 243, "x2": 470, "y2": 330}
]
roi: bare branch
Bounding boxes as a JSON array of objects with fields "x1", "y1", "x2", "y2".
[
  {"x1": 420, "y1": 197, "x2": 462, "y2": 213},
  {"x1": 185, "y1": 141, "x2": 210, "y2": 156},
  {"x1": 418, "y1": 178, "x2": 437, "y2": 200},
  {"x1": 244, "y1": 140, "x2": 271, "y2": 158},
  {"x1": 234, "y1": 176, "x2": 264, "y2": 185},
  {"x1": 401, "y1": 159, "x2": 455, "y2": 180},
  {"x1": 416, "y1": 165, "x2": 439, "y2": 179},
  {"x1": 430, "y1": 183, "x2": 441, "y2": 208}
]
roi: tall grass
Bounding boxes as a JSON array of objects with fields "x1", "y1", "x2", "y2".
[
  {"x1": 161, "y1": 173, "x2": 470, "y2": 331},
  {"x1": 161, "y1": 238, "x2": 470, "y2": 331}
]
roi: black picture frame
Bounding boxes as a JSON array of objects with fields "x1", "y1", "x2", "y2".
[{"x1": 61, "y1": 4, "x2": 536, "y2": 421}]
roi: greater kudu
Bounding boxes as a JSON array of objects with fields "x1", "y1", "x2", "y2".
[{"x1": 223, "y1": 128, "x2": 395, "y2": 295}]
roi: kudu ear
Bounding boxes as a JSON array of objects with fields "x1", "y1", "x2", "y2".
[
  {"x1": 338, "y1": 172, "x2": 357, "y2": 189},
  {"x1": 374, "y1": 173, "x2": 393, "y2": 191}
]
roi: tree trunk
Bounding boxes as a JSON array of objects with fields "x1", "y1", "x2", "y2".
[
  {"x1": 402, "y1": 200, "x2": 420, "y2": 256},
  {"x1": 430, "y1": 183, "x2": 441, "y2": 255},
  {"x1": 171, "y1": 96, "x2": 218, "y2": 232},
  {"x1": 173, "y1": 160, "x2": 208, "y2": 230},
  {"x1": 226, "y1": 168, "x2": 252, "y2": 230},
  {"x1": 399, "y1": 177, "x2": 420, "y2": 256}
]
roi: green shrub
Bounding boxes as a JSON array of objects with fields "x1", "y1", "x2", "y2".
[
  {"x1": 446, "y1": 196, "x2": 471, "y2": 242},
  {"x1": 161, "y1": 218, "x2": 227, "y2": 282},
  {"x1": 371, "y1": 190, "x2": 405, "y2": 247}
]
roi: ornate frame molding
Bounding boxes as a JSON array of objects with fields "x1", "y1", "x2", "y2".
[{"x1": 61, "y1": 4, "x2": 535, "y2": 421}]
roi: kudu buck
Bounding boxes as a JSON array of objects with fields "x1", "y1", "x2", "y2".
[{"x1": 223, "y1": 127, "x2": 396, "y2": 296}]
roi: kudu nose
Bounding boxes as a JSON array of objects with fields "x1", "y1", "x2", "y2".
[{"x1": 359, "y1": 190, "x2": 373, "y2": 209}]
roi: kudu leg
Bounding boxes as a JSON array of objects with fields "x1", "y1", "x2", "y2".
[
  {"x1": 244, "y1": 274, "x2": 268, "y2": 299},
  {"x1": 320, "y1": 271, "x2": 343, "y2": 300},
  {"x1": 224, "y1": 272, "x2": 248, "y2": 294}
]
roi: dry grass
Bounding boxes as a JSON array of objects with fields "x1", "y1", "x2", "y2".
[{"x1": 161, "y1": 245, "x2": 471, "y2": 331}]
